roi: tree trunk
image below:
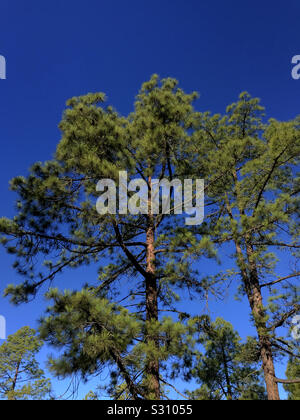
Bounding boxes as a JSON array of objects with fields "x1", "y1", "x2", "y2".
[
  {"x1": 259, "y1": 334, "x2": 280, "y2": 400},
  {"x1": 245, "y1": 242, "x2": 280, "y2": 401},
  {"x1": 227, "y1": 170, "x2": 280, "y2": 400},
  {"x1": 145, "y1": 175, "x2": 160, "y2": 400},
  {"x1": 230, "y1": 226, "x2": 280, "y2": 400},
  {"x1": 9, "y1": 358, "x2": 21, "y2": 400},
  {"x1": 221, "y1": 346, "x2": 233, "y2": 400}
]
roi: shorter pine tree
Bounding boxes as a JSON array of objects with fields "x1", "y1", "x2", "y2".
[
  {"x1": 0, "y1": 327, "x2": 51, "y2": 400},
  {"x1": 187, "y1": 318, "x2": 267, "y2": 400}
]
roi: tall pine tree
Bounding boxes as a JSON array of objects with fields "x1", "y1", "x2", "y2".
[
  {"x1": 180, "y1": 93, "x2": 300, "y2": 399},
  {"x1": 0, "y1": 76, "x2": 215, "y2": 399}
]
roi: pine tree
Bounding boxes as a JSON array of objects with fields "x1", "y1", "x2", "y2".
[
  {"x1": 186, "y1": 318, "x2": 267, "y2": 400},
  {"x1": 0, "y1": 327, "x2": 51, "y2": 400},
  {"x1": 0, "y1": 76, "x2": 214, "y2": 400},
  {"x1": 1, "y1": 78, "x2": 298, "y2": 400},
  {"x1": 180, "y1": 93, "x2": 300, "y2": 399}
]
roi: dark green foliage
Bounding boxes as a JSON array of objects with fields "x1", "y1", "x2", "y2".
[
  {"x1": 0, "y1": 327, "x2": 51, "y2": 400},
  {"x1": 180, "y1": 92, "x2": 300, "y2": 398},
  {"x1": 0, "y1": 77, "x2": 299, "y2": 399},
  {"x1": 0, "y1": 76, "x2": 211, "y2": 399},
  {"x1": 39, "y1": 288, "x2": 200, "y2": 400},
  {"x1": 284, "y1": 358, "x2": 300, "y2": 400},
  {"x1": 186, "y1": 318, "x2": 267, "y2": 400}
]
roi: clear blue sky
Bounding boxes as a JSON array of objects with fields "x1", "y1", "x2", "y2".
[{"x1": 0, "y1": 0, "x2": 299, "y2": 399}]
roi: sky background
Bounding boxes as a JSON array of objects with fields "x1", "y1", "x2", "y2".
[{"x1": 0, "y1": 0, "x2": 299, "y2": 399}]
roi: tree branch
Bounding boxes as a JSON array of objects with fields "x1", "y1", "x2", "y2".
[
  {"x1": 261, "y1": 272, "x2": 300, "y2": 288},
  {"x1": 112, "y1": 221, "x2": 148, "y2": 278},
  {"x1": 159, "y1": 376, "x2": 189, "y2": 400},
  {"x1": 275, "y1": 377, "x2": 300, "y2": 384},
  {"x1": 254, "y1": 146, "x2": 289, "y2": 210},
  {"x1": 269, "y1": 304, "x2": 300, "y2": 331}
]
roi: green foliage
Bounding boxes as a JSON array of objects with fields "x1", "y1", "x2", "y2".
[
  {"x1": 39, "y1": 287, "x2": 200, "y2": 399},
  {"x1": 0, "y1": 75, "x2": 215, "y2": 399},
  {"x1": 0, "y1": 76, "x2": 299, "y2": 399},
  {"x1": 182, "y1": 90, "x2": 300, "y2": 398},
  {"x1": 284, "y1": 358, "x2": 300, "y2": 400},
  {"x1": 187, "y1": 318, "x2": 267, "y2": 400},
  {"x1": 39, "y1": 288, "x2": 142, "y2": 379},
  {"x1": 84, "y1": 391, "x2": 99, "y2": 400},
  {"x1": 0, "y1": 327, "x2": 51, "y2": 400}
]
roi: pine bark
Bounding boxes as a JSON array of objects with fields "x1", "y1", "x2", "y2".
[
  {"x1": 233, "y1": 239, "x2": 280, "y2": 400},
  {"x1": 226, "y1": 169, "x2": 281, "y2": 400},
  {"x1": 245, "y1": 242, "x2": 280, "y2": 401},
  {"x1": 145, "y1": 175, "x2": 160, "y2": 400}
]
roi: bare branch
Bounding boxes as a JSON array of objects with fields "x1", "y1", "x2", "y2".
[
  {"x1": 269, "y1": 304, "x2": 300, "y2": 331},
  {"x1": 159, "y1": 376, "x2": 189, "y2": 400},
  {"x1": 275, "y1": 377, "x2": 300, "y2": 384},
  {"x1": 261, "y1": 272, "x2": 300, "y2": 288}
]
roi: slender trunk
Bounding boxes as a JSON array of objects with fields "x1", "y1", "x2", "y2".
[
  {"x1": 225, "y1": 192, "x2": 280, "y2": 401},
  {"x1": 245, "y1": 242, "x2": 280, "y2": 401},
  {"x1": 9, "y1": 358, "x2": 21, "y2": 400},
  {"x1": 221, "y1": 346, "x2": 233, "y2": 400},
  {"x1": 258, "y1": 330, "x2": 280, "y2": 400},
  {"x1": 231, "y1": 138, "x2": 280, "y2": 400},
  {"x1": 145, "y1": 175, "x2": 160, "y2": 400},
  {"x1": 249, "y1": 284, "x2": 279, "y2": 400}
]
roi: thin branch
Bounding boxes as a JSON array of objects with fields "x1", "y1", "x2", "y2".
[
  {"x1": 159, "y1": 377, "x2": 189, "y2": 400},
  {"x1": 272, "y1": 341, "x2": 300, "y2": 360},
  {"x1": 254, "y1": 146, "x2": 289, "y2": 210},
  {"x1": 252, "y1": 242, "x2": 300, "y2": 249},
  {"x1": 261, "y1": 272, "x2": 300, "y2": 288},
  {"x1": 112, "y1": 220, "x2": 148, "y2": 278},
  {"x1": 275, "y1": 377, "x2": 300, "y2": 384},
  {"x1": 269, "y1": 304, "x2": 300, "y2": 331}
]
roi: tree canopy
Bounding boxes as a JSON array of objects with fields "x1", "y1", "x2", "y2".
[
  {"x1": 0, "y1": 327, "x2": 51, "y2": 400},
  {"x1": 0, "y1": 76, "x2": 299, "y2": 400}
]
